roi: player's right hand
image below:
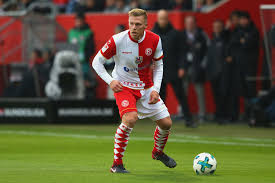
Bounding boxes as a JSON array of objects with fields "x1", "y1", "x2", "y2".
[{"x1": 110, "y1": 80, "x2": 123, "y2": 93}]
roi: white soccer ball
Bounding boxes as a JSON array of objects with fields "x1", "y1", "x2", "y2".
[{"x1": 193, "y1": 152, "x2": 217, "y2": 175}]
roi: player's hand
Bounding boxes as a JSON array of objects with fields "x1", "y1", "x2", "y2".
[
  {"x1": 148, "y1": 90, "x2": 159, "y2": 104},
  {"x1": 178, "y1": 68, "x2": 185, "y2": 78},
  {"x1": 110, "y1": 80, "x2": 123, "y2": 93}
]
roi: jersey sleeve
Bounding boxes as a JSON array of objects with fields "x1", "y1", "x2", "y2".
[
  {"x1": 100, "y1": 37, "x2": 116, "y2": 59},
  {"x1": 153, "y1": 37, "x2": 164, "y2": 61}
]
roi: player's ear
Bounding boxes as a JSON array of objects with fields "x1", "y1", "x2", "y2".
[{"x1": 145, "y1": 22, "x2": 148, "y2": 29}]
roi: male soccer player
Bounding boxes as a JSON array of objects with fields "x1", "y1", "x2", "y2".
[{"x1": 92, "y1": 8, "x2": 177, "y2": 173}]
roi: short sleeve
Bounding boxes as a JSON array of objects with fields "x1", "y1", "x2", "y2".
[
  {"x1": 153, "y1": 37, "x2": 164, "y2": 61},
  {"x1": 100, "y1": 37, "x2": 116, "y2": 59}
]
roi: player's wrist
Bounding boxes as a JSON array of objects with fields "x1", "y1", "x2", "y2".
[
  {"x1": 108, "y1": 78, "x2": 115, "y2": 85},
  {"x1": 152, "y1": 86, "x2": 160, "y2": 93}
]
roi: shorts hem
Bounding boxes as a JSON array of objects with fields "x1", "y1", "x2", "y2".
[{"x1": 120, "y1": 108, "x2": 137, "y2": 118}]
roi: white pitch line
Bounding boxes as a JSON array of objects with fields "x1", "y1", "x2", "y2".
[
  {"x1": 0, "y1": 130, "x2": 275, "y2": 148},
  {"x1": 173, "y1": 134, "x2": 275, "y2": 143}
]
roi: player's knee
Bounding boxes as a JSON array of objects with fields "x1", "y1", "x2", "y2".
[
  {"x1": 163, "y1": 120, "x2": 172, "y2": 130},
  {"x1": 157, "y1": 117, "x2": 172, "y2": 130},
  {"x1": 122, "y1": 112, "x2": 138, "y2": 128}
]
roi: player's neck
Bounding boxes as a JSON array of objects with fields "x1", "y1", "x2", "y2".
[{"x1": 131, "y1": 31, "x2": 145, "y2": 41}]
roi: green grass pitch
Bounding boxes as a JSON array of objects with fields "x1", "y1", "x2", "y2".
[{"x1": 0, "y1": 120, "x2": 275, "y2": 183}]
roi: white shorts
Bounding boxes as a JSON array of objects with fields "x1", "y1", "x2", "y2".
[{"x1": 136, "y1": 87, "x2": 170, "y2": 121}]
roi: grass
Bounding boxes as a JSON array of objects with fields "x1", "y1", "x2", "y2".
[{"x1": 0, "y1": 120, "x2": 275, "y2": 183}]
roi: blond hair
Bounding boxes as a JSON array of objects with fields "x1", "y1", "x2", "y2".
[{"x1": 128, "y1": 8, "x2": 147, "y2": 23}]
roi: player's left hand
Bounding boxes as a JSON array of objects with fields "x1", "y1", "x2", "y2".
[{"x1": 148, "y1": 90, "x2": 160, "y2": 104}]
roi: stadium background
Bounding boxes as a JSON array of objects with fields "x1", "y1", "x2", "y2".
[
  {"x1": 0, "y1": 1, "x2": 275, "y2": 182},
  {"x1": 0, "y1": 0, "x2": 274, "y2": 115}
]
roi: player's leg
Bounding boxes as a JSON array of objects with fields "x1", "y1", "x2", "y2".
[
  {"x1": 111, "y1": 88, "x2": 141, "y2": 173},
  {"x1": 111, "y1": 111, "x2": 138, "y2": 173},
  {"x1": 152, "y1": 116, "x2": 171, "y2": 156},
  {"x1": 136, "y1": 87, "x2": 176, "y2": 168},
  {"x1": 151, "y1": 112, "x2": 177, "y2": 168}
]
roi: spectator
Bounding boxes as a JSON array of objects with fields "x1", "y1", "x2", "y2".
[
  {"x1": 139, "y1": 0, "x2": 154, "y2": 11},
  {"x1": 249, "y1": 86, "x2": 275, "y2": 127},
  {"x1": 0, "y1": 0, "x2": 6, "y2": 12},
  {"x1": 222, "y1": 10, "x2": 241, "y2": 122},
  {"x1": 205, "y1": 20, "x2": 229, "y2": 123},
  {"x1": 66, "y1": 0, "x2": 81, "y2": 14},
  {"x1": 105, "y1": 0, "x2": 130, "y2": 13},
  {"x1": 2, "y1": 49, "x2": 51, "y2": 98},
  {"x1": 68, "y1": 12, "x2": 97, "y2": 98},
  {"x1": 29, "y1": 48, "x2": 44, "y2": 69},
  {"x1": 153, "y1": 0, "x2": 172, "y2": 10},
  {"x1": 239, "y1": 11, "x2": 260, "y2": 118},
  {"x1": 171, "y1": 0, "x2": 192, "y2": 11},
  {"x1": 225, "y1": 11, "x2": 260, "y2": 121},
  {"x1": 42, "y1": 48, "x2": 55, "y2": 69},
  {"x1": 104, "y1": 0, "x2": 116, "y2": 12},
  {"x1": 225, "y1": 10, "x2": 241, "y2": 31},
  {"x1": 129, "y1": 0, "x2": 140, "y2": 10},
  {"x1": 152, "y1": 10, "x2": 195, "y2": 127},
  {"x1": 114, "y1": 24, "x2": 126, "y2": 34},
  {"x1": 76, "y1": 0, "x2": 100, "y2": 13},
  {"x1": 195, "y1": 0, "x2": 204, "y2": 12},
  {"x1": 181, "y1": 15, "x2": 208, "y2": 122},
  {"x1": 114, "y1": 0, "x2": 130, "y2": 13},
  {"x1": 201, "y1": 0, "x2": 215, "y2": 12}
]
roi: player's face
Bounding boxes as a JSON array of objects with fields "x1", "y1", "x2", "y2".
[{"x1": 129, "y1": 15, "x2": 147, "y2": 41}]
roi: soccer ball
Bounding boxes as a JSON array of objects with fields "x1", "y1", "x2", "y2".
[{"x1": 193, "y1": 152, "x2": 217, "y2": 175}]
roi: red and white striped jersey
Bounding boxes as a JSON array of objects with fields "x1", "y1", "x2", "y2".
[{"x1": 100, "y1": 30, "x2": 163, "y2": 90}]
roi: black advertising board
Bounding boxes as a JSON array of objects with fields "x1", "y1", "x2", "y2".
[{"x1": 0, "y1": 98, "x2": 119, "y2": 123}]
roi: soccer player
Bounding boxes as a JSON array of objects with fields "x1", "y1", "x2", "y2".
[{"x1": 92, "y1": 8, "x2": 177, "y2": 173}]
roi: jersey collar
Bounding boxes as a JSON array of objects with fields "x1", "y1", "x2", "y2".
[{"x1": 128, "y1": 30, "x2": 146, "y2": 43}]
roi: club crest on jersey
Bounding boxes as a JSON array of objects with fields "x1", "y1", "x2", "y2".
[
  {"x1": 121, "y1": 100, "x2": 129, "y2": 107},
  {"x1": 145, "y1": 48, "x2": 152, "y2": 56},
  {"x1": 135, "y1": 56, "x2": 143, "y2": 64}
]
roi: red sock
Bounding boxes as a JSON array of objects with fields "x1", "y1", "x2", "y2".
[
  {"x1": 152, "y1": 126, "x2": 170, "y2": 155},
  {"x1": 113, "y1": 123, "x2": 133, "y2": 166}
]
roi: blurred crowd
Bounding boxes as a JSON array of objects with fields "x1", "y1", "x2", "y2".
[
  {"x1": 0, "y1": 0, "x2": 221, "y2": 13},
  {"x1": 152, "y1": 9, "x2": 262, "y2": 126}
]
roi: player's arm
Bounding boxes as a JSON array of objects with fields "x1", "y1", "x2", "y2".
[
  {"x1": 152, "y1": 37, "x2": 164, "y2": 93},
  {"x1": 149, "y1": 37, "x2": 164, "y2": 104},
  {"x1": 91, "y1": 37, "x2": 123, "y2": 93}
]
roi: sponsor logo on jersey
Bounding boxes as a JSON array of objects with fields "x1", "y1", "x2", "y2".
[
  {"x1": 135, "y1": 56, "x2": 143, "y2": 64},
  {"x1": 121, "y1": 100, "x2": 129, "y2": 107},
  {"x1": 122, "y1": 51, "x2": 132, "y2": 54},
  {"x1": 145, "y1": 48, "x2": 152, "y2": 56},
  {"x1": 122, "y1": 81, "x2": 145, "y2": 88},
  {"x1": 124, "y1": 67, "x2": 130, "y2": 72},
  {"x1": 123, "y1": 63, "x2": 151, "y2": 73}
]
